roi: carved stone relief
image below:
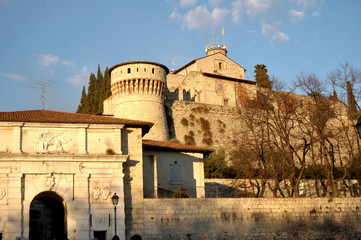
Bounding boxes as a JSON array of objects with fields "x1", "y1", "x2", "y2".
[
  {"x1": 35, "y1": 131, "x2": 72, "y2": 153},
  {"x1": 91, "y1": 179, "x2": 112, "y2": 201},
  {"x1": 45, "y1": 173, "x2": 56, "y2": 190},
  {"x1": 92, "y1": 186, "x2": 111, "y2": 200},
  {"x1": 0, "y1": 187, "x2": 6, "y2": 200}
]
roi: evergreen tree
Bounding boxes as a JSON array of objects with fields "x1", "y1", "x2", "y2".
[
  {"x1": 87, "y1": 73, "x2": 97, "y2": 114},
  {"x1": 103, "y1": 67, "x2": 112, "y2": 99},
  {"x1": 96, "y1": 64, "x2": 104, "y2": 113},
  {"x1": 75, "y1": 65, "x2": 112, "y2": 114},
  {"x1": 254, "y1": 64, "x2": 272, "y2": 89},
  {"x1": 76, "y1": 86, "x2": 88, "y2": 113}
]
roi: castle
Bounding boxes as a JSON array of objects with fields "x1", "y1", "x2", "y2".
[
  {"x1": 1, "y1": 43, "x2": 360, "y2": 240},
  {"x1": 0, "y1": 42, "x2": 252, "y2": 240}
]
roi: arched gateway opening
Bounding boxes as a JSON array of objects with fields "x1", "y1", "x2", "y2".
[{"x1": 29, "y1": 191, "x2": 67, "y2": 240}]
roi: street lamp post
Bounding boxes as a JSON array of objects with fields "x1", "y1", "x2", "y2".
[{"x1": 111, "y1": 193, "x2": 119, "y2": 240}]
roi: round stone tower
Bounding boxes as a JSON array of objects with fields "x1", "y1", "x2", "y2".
[{"x1": 109, "y1": 61, "x2": 169, "y2": 141}]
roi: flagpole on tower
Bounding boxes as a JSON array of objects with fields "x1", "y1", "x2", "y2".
[{"x1": 222, "y1": 26, "x2": 225, "y2": 46}]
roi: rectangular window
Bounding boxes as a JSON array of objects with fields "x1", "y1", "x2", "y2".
[
  {"x1": 224, "y1": 99, "x2": 229, "y2": 106},
  {"x1": 219, "y1": 62, "x2": 222, "y2": 69},
  {"x1": 127, "y1": 68, "x2": 131, "y2": 74},
  {"x1": 170, "y1": 161, "x2": 182, "y2": 183},
  {"x1": 152, "y1": 68, "x2": 155, "y2": 74}
]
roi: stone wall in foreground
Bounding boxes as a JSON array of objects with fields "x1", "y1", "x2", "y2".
[{"x1": 129, "y1": 198, "x2": 361, "y2": 240}]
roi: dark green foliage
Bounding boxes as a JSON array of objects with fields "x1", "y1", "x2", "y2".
[
  {"x1": 204, "y1": 148, "x2": 233, "y2": 178},
  {"x1": 254, "y1": 64, "x2": 272, "y2": 89},
  {"x1": 76, "y1": 65, "x2": 112, "y2": 114},
  {"x1": 76, "y1": 86, "x2": 88, "y2": 113}
]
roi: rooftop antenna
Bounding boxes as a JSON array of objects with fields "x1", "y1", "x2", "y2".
[
  {"x1": 171, "y1": 58, "x2": 176, "y2": 71},
  {"x1": 212, "y1": 25, "x2": 214, "y2": 45},
  {"x1": 30, "y1": 80, "x2": 56, "y2": 110}
]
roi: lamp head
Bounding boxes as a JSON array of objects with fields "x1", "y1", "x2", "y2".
[{"x1": 111, "y1": 192, "x2": 119, "y2": 206}]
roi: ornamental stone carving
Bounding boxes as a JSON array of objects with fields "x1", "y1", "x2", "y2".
[
  {"x1": 36, "y1": 131, "x2": 68, "y2": 153},
  {"x1": 92, "y1": 186, "x2": 111, "y2": 200},
  {"x1": 45, "y1": 173, "x2": 56, "y2": 190},
  {"x1": 0, "y1": 187, "x2": 6, "y2": 200}
]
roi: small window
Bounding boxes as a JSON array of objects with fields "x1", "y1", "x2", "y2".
[
  {"x1": 137, "y1": 68, "x2": 139, "y2": 72},
  {"x1": 219, "y1": 62, "x2": 222, "y2": 69},
  {"x1": 144, "y1": 68, "x2": 147, "y2": 72},
  {"x1": 170, "y1": 161, "x2": 182, "y2": 183},
  {"x1": 128, "y1": 68, "x2": 131, "y2": 74},
  {"x1": 224, "y1": 99, "x2": 229, "y2": 106},
  {"x1": 152, "y1": 68, "x2": 155, "y2": 74}
]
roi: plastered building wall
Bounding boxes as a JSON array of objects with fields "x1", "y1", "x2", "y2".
[
  {"x1": 0, "y1": 154, "x2": 126, "y2": 240},
  {"x1": 0, "y1": 121, "x2": 145, "y2": 240},
  {"x1": 129, "y1": 198, "x2": 361, "y2": 240},
  {"x1": 143, "y1": 151, "x2": 205, "y2": 198}
]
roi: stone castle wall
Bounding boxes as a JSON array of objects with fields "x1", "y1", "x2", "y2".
[
  {"x1": 166, "y1": 100, "x2": 243, "y2": 151},
  {"x1": 129, "y1": 197, "x2": 361, "y2": 240},
  {"x1": 205, "y1": 179, "x2": 359, "y2": 198}
]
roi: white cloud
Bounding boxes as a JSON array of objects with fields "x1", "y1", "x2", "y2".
[
  {"x1": 209, "y1": 0, "x2": 223, "y2": 7},
  {"x1": 184, "y1": 5, "x2": 212, "y2": 29},
  {"x1": 67, "y1": 66, "x2": 89, "y2": 86},
  {"x1": 262, "y1": 22, "x2": 289, "y2": 43},
  {"x1": 212, "y1": 8, "x2": 230, "y2": 23},
  {"x1": 262, "y1": 23, "x2": 277, "y2": 38},
  {"x1": 296, "y1": 0, "x2": 315, "y2": 8},
  {"x1": 289, "y1": 9, "x2": 305, "y2": 22},
  {"x1": 180, "y1": 0, "x2": 197, "y2": 8},
  {"x1": 38, "y1": 54, "x2": 75, "y2": 68},
  {"x1": 170, "y1": 10, "x2": 181, "y2": 21},
  {"x1": 312, "y1": 11, "x2": 320, "y2": 17},
  {"x1": 244, "y1": 0, "x2": 272, "y2": 17},
  {"x1": 231, "y1": 0, "x2": 243, "y2": 23},
  {"x1": 0, "y1": 72, "x2": 27, "y2": 82},
  {"x1": 271, "y1": 31, "x2": 289, "y2": 43}
]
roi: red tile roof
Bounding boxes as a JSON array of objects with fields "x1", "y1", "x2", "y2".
[
  {"x1": 143, "y1": 139, "x2": 213, "y2": 154},
  {"x1": 0, "y1": 110, "x2": 153, "y2": 132}
]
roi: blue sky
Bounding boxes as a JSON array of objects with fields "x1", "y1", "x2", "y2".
[{"x1": 0, "y1": 0, "x2": 360, "y2": 112}]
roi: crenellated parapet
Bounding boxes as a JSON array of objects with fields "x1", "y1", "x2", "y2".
[{"x1": 111, "y1": 78, "x2": 166, "y2": 97}]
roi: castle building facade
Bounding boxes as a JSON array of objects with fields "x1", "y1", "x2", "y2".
[{"x1": 0, "y1": 51, "x2": 216, "y2": 239}]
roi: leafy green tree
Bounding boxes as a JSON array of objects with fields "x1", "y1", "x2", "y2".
[
  {"x1": 204, "y1": 148, "x2": 231, "y2": 178},
  {"x1": 254, "y1": 64, "x2": 272, "y2": 89}
]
